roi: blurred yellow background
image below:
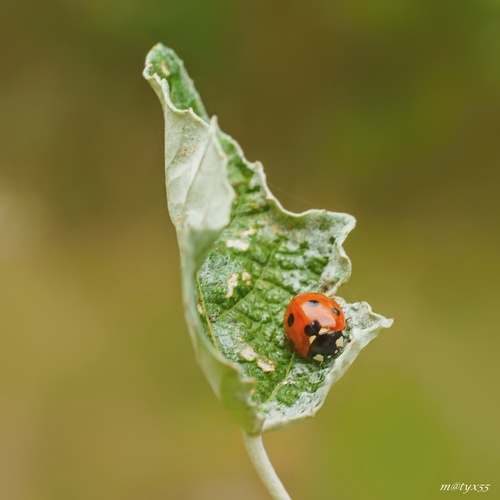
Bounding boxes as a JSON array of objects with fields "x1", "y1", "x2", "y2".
[{"x1": 1, "y1": 1, "x2": 499, "y2": 499}]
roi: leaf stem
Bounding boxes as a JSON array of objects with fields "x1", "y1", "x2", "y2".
[{"x1": 243, "y1": 432, "x2": 291, "y2": 500}]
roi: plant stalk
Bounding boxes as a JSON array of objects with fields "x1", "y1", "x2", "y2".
[{"x1": 243, "y1": 432, "x2": 291, "y2": 500}]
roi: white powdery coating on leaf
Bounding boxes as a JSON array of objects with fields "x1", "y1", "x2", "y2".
[
  {"x1": 240, "y1": 345, "x2": 258, "y2": 361},
  {"x1": 226, "y1": 272, "x2": 239, "y2": 298},
  {"x1": 226, "y1": 239, "x2": 250, "y2": 251},
  {"x1": 241, "y1": 227, "x2": 256, "y2": 237},
  {"x1": 241, "y1": 271, "x2": 252, "y2": 286},
  {"x1": 257, "y1": 358, "x2": 276, "y2": 373}
]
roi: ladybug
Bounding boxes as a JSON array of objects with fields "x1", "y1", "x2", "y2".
[{"x1": 283, "y1": 293, "x2": 348, "y2": 362}]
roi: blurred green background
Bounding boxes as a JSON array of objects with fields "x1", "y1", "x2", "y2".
[{"x1": 1, "y1": 0, "x2": 499, "y2": 499}]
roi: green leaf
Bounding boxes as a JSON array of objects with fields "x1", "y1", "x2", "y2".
[{"x1": 144, "y1": 44, "x2": 393, "y2": 435}]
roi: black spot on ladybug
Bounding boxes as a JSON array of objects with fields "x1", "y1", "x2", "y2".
[
  {"x1": 307, "y1": 300, "x2": 320, "y2": 307},
  {"x1": 304, "y1": 325, "x2": 315, "y2": 336},
  {"x1": 287, "y1": 313, "x2": 294, "y2": 327},
  {"x1": 304, "y1": 320, "x2": 321, "y2": 336},
  {"x1": 332, "y1": 307, "x2": 341, "y2": 316}
]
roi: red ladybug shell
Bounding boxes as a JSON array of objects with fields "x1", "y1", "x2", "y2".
[{"x1": 283, "y1": 293, "x2": 346, "y2": 361}]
